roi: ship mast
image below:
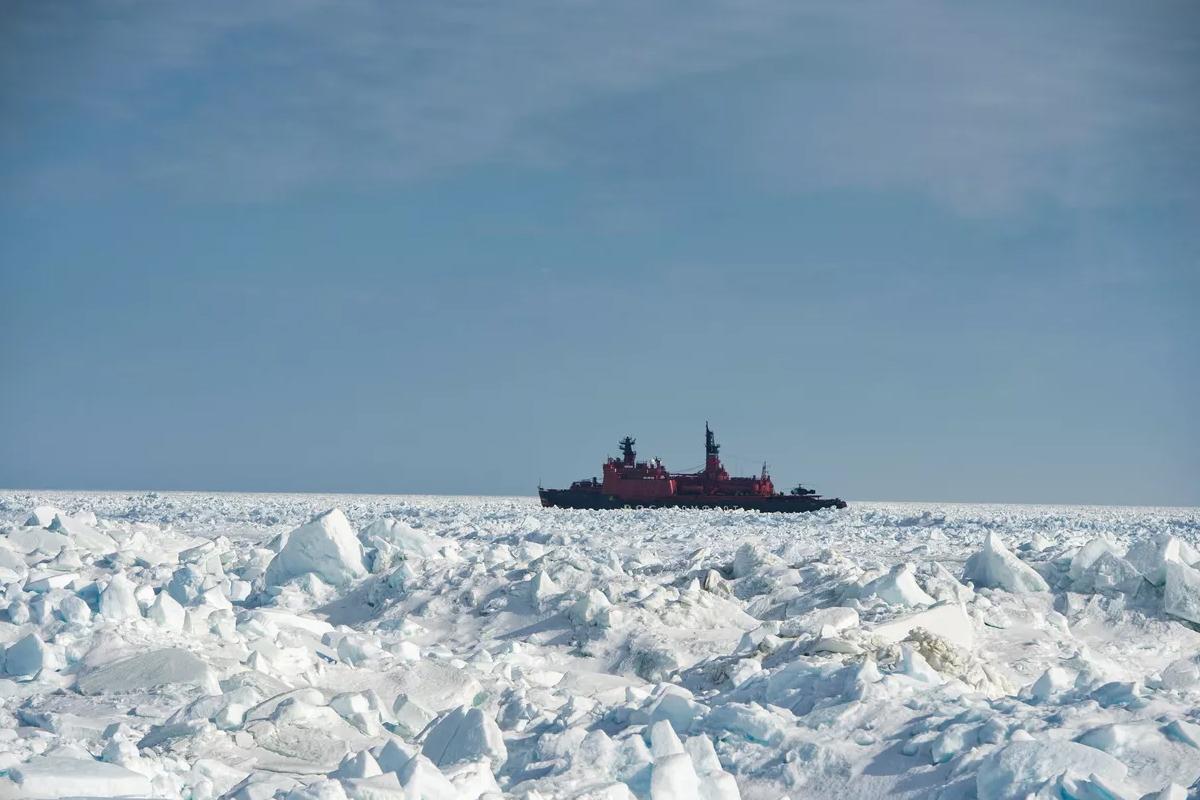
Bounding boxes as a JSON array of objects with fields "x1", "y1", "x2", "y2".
[
  {"x1": 705, "y1": 422, "x2": 722, "y2": 475},
  {"x1": 619, "y1": 436, "x2": 637, "y2": 467}
]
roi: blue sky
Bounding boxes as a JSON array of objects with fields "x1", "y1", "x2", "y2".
[{"x1": 2, "y1": 1, "x2": 1198, "y2": 504}]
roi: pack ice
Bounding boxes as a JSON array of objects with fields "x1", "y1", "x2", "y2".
[{"x1": 1, "y1": 492, "x2": 1199, "y2": 800}]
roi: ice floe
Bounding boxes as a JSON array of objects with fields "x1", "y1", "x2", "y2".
[
  {"x1": 266, "y1": 509, "x2": 367, "y2": 588},
  {"x1": 962, "y1": 531, "x2": 1050, "y2": 592},
  {"x1": 0, "y1": 491, "x2": 1196, "y2": 799}
]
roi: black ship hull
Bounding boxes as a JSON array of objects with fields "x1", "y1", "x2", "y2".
[{"x1": 538, "y1": 488, "x2": 847, "y2": 513}]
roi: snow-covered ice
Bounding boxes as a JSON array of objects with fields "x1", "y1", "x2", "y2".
[{"x1": 0, "y1": 491, "x2": 1198, "y2": 799}]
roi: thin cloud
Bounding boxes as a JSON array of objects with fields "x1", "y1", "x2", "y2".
[{"x1": 2, "y1": 1, "x2": 1197, "y2": 212}]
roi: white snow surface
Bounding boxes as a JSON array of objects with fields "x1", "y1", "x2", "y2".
[{"x1": 1, "y1": 491, "x2": 1199, "y2": 800}]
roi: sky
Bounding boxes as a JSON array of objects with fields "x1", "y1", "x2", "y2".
[{"x1": 1, "y1": 1, "x2": 1198, "y2": 505}]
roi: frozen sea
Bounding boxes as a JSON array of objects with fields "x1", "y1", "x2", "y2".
[{"x1": 1, "y1": 491, "x2": 1198, "y2": 799}]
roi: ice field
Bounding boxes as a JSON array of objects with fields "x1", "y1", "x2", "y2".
[{"x1": 1, "y1": 491, "x2": 1199, "y2": 800}]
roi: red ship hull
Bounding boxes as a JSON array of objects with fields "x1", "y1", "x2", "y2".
[{"x1": 538, "y1": 487, "x2": 846, "y2": 513}]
